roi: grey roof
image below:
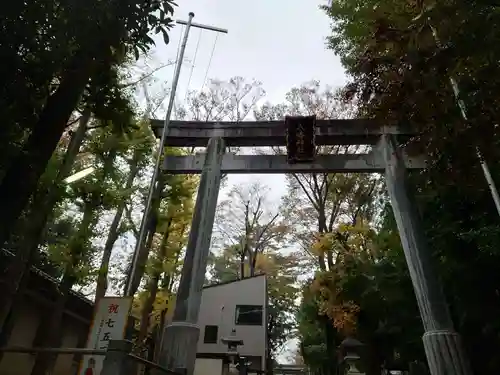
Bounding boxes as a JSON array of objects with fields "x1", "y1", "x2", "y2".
[
  {"x1": 203, "y1": 273, "x2": 266, "y2": 290},
  {"x1": 1, "y1": 248, "x2": 94, "y2": 306}
]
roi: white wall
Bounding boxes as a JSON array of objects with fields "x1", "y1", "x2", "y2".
[
  {"x1": 197, "y1": 275, "x2": 267, "y2": 370},
  {"x1": 194, "y1": 358, "x2": 224, "y2": 375}
]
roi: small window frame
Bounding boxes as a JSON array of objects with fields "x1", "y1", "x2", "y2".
[
  {"x1": 235, "y1": 305, "x2": 263, "y2": 326},
  {"x1": 203, "y1": 325, "x2": 219, "y2": 344}
]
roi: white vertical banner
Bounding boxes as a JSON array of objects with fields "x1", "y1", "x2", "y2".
[{"x1": 79, "y1": 296, "x2": 133, "y2": 375}]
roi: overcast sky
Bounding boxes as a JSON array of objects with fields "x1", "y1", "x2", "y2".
[
  {"x1": 153, "y1": 0, "x2": 346, "y2": 101},
  {"x1": 147, "y1": 0, "x2": 347, "y2": 363},
  {"x1": 147, "y1": 0, "x2": 347, "y2": 201}
]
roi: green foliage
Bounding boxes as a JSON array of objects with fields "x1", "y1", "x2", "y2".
[
  {"x1": 0, "y1": 0, "x2": 172, "y2": 170},
  {"x1": 297, "y1": 285, "x2": 341, "y2": 375},
  {"x1": 0, "y1": 0, "x2": 176, "y2": 256},
  {"x1": 296, "y1": 211, "x2": 428, "y2": 374},
  {"x1": 319, "y1": 0, "x2": 500, "y2": 373},
  {"x1": 324, "y1": 0, "x2": 500, "y2": 173},
  {"x1": 130, "y1": 168, "x2": 197, "y2": 344}
]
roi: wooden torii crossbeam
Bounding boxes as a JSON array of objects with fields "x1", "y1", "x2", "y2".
[{"x1": 149, "y1": 119, "x2": 424, "y2": 174}]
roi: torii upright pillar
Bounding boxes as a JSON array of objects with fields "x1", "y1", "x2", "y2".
[
  {"x1": 156, "y1": 137, "x2": 226, "y2": 375},
  {"x1": 152, "y1": 118, "x2": 472, "y2": 375},
  {"x1": 381, "y1": 133, "x2": 472, "y2": 375}
]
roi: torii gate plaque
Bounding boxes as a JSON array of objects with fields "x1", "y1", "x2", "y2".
[{"x1": 150, "y1": 119, "x2": 471, "y2": 375}]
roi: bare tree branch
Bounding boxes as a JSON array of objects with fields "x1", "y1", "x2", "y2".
[
  {"x1": 120, "y1": 61, "x2": 176, "y2": 88},
  {"x1": 125, "y1": 203, "x2": 139, "y2": 239}
]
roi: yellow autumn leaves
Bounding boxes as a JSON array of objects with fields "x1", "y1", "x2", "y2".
[
  {"x1": 311, "y1": 222, "x2": 375, "y2": 258},
  {"x1": 131, "y1": 290, "x2": 174, "y2": 331},
  {"x1": 312, "y1": 274, "x2": 360, "y2": 336},
  {"x1": 309, "y1": 222, "x2": 376, "y2": 335}
]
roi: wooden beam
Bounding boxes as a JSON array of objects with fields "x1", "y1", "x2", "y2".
[
  {"x1": 162, "y1": 153, "x2": 425, "y2": 174},
  {"x1": 150, "y1": 120, "x2": 416, "y2": 147},
  {"x1": 24, "y1": 289, "x2": 91, "y2": 325}
]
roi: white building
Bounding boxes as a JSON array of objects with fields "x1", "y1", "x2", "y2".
[{"x1": 194, "y1": 274, "x2": 269, "y2": 375}]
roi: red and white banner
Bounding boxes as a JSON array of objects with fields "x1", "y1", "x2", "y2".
[{"x1": 79, "y1": 296, "x2": 133, "y2": 375}]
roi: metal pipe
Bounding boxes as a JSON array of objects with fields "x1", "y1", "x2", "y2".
[
  {"x1": 176, "y1": 20, "x2": 228, "y2": 34},
  {"x1": 127, "y1": 353, "x2": 179, "y2": 374},
  {"x1": 0, "y1": 347, "x2": 106, "y2": 355},
  {"x1": 124, "y1": 12, "x2": 195, "y2": 297}
]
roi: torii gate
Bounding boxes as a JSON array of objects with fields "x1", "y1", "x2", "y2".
[{"x1": 149, "y1": 119, "x2": 471, "y2": 375}]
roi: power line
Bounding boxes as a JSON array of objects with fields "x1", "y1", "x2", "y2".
[
  {"x1": 184, "y1": 28, "x2": 203, "y2": 102},
  {"x1": 201, "y1": 33, "x2": 219, "y2": 92}
]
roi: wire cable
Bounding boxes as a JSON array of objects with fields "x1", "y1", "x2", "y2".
[
  {"x1": 201, "y1": 33, "x2": 219, "y2": 92},
  {"x1": 184, "y1": 28, "x2": 202, "y2": 102}
]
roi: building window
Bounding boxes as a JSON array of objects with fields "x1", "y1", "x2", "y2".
[
  {"x1": 204, "y1": 325, "x2": 219, "y2": 344},
  {"x1": 235, "y1": 305, "x2": 263, "y2": 326}
]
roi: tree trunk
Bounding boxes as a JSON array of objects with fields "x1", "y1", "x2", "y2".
[
  {"x1": 30, "y1": 197, "x2": 96, "y2": 375},
  {"x1": 153, "y1": 307, "x2": 168, "y2": 362},
  {"x1": 154, "y1": 262, "x2": 177, "y2": 360},
  {"x1": 125, "y1": 174, "x2": 164, "y2": 296},
  {"x1": 151, "y1": 223, "x2": 187, "y2": 365},
  {"x1": 131, "y1": 220, "x2": 172, "y2": 375},
  {"x1": 23, "y1": 108, "x2": 91, "y2": 250},
  {"x1": 160, "y1": 223, "x2": 187, "y2": 294},
  {"x1": 240, "y1": 251, "x2": 246, "y2": 279},
  {"x1": 95, "y1": 156, "x2": 140, "y2": 303},
  {"x1": 0, "y1": 109, "x2": 91, "y2": 333},
  {"x1": 137, "y1": 219, "x2": 172, "y2": 346},
  {"x1": 0, "y1": 270, "x2": 30, "y2": 364},
  {"x1": 318, "y1": 210, "x2": 334, "y2": 271},
  {"x1": 31, "y1": 143, "x2": 116, "y2": 375},
  {"x1": 250, "y1": 250, "x2": 259, "y2": 276},
  {"x1": 0, "y1": 51, "x2": 93, "y2": 248}
]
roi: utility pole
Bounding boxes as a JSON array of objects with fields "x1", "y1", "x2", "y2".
[
  {"x1": 124, "y1": 13, "x2": 228, "y2": 298},
  {"x1": 120, "y1": 16, "x2": 226, "y2": 375},
  {"x1": 124, "y1": 12, "x2": 196, "y2": 297},
  {"x1": 153, "y1": 19, "x2": 228, "y2": 375}
]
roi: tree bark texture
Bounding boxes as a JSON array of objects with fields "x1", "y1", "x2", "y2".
[
  {"x1": 95, "y1": 156, "x2": 140, "y2": 303},
  {"x1": 0, "y1": 52, "x2": 93, "y2": 248},
  {"x1": 124, "y1": 174, "x2": 164, "y2": 297},
  {"x1": 0, "y1": 109, "x2": 91, "y2": 334}
]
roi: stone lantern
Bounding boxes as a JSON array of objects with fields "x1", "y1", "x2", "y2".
[
  {"x1": 221, "y1": 329, "x2": 245, "y2": 375},
  {"x1": 339, "y1": 337, "x2": 365, "y2": 375}
]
